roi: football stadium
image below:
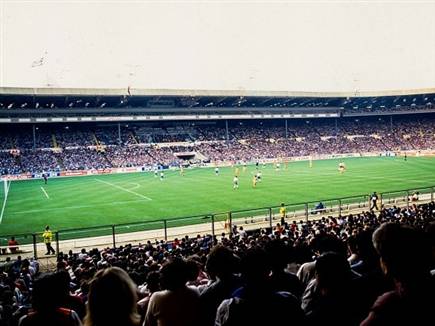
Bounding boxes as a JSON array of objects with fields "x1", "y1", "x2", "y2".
[{"x1": 1, "y1": 1, "x2": 435, "y2": 325}]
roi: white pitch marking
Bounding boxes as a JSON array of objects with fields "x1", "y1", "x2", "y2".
[
  {"x1": 8, "y1": 199, "x2": 149, "y2": 215},
  {"x1": 94, "y1": 179, "x2": 152, "y2": 201},
  {"x1": 0, "y1": 180, "x2": 11, "y2": 224},
  {"x1": 123, "y1": 182, "x2": 141, "y2": 191},
  {"x1": 41, "y1": 186, "x2": 50, "y2": 199}
]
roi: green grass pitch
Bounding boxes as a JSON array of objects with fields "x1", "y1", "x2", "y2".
[{"x1": 1, "y1": 156, "x2": 435, "y2": 240}]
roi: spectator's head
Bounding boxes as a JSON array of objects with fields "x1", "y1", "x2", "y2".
[
  {"x1": 240, "y1": 247, "x2": 271, "y2": 285},
  {"x1": 31, "y1": 273, "x2": 63, "y2": 313},
  {"x1": 265, "y1": 239, "x2": 293, "y2": 272},
  {"x1": 85, "y1": 267, "x2": 140, "y2": 326},
  {"x1": 205, "y1": 245, "x2": 239, "y2": 279},
  {"x1": 355, "y1": 229, "x2": 379, "y2": 267},
  {"x1": 315, "y1": 251, "x2": 352, "y2": 293},
  {"x1": 372, "y1": 223, "x2": 431, "y2": 283},
  {"x1": 159, "y1": 257, "x2": 190, "y2": 291},
  {"x1": 55, "y1": 270, "x2": 72, "y2": 296},
  {"x1": 22, "y1": 259, "x2": 30, "y2": 269},
  {"x1": 311, "y1": 234, "x2": 347, "y2": 257},
  {"x1": 347, "y1": 235, "x2": 359, "y2": 255},
  {"x1": 145, "y1": 271, "x2": 161, "y2": 293},
  {"x1": 185, "y1": 258, "x2": 200, "y2": 283}
]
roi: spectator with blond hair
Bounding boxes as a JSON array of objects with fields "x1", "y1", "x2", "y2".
[
  {"x1": 144, "y1": 258, "x2": 200, "y2": 326},
  {"x1": 84, "y1": 267, "x2": 140, "y2": 326}
]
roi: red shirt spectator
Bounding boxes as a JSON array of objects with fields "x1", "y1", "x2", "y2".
[{"x1": 8, "y1": 237, "x2": 19, "y2": 254}]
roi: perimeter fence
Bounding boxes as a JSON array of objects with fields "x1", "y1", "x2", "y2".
[{"x1": 0, "y1": 185, "x2": 433, "y2": 258}]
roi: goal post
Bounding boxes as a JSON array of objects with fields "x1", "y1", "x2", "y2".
[
  {"x1": 0, "y1": 178, "x2": 11, "y2": 223},
  {"x1": 2, "y1": 178, "x2": 11, "y2": 195}
]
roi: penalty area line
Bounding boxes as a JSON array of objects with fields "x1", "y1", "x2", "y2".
[
  {"x1": 41, "y1": 186, "x2": 50, "y2": 199},
  {"x1": 94, "y1": 178, "x2": 152, "y2": 201}
]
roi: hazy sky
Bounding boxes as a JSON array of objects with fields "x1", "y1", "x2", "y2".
[{"x1": 1, "y1": 0, "x2": 434, "y2": 92}]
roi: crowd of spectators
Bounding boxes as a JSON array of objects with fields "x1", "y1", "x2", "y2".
[
  {"x1": 345, "y1": 103, "x2": 434, "y2": 113},
  {"x1": 0, "y1": 153, "x2": 21, "y2": 176},
  {"x1": 18, "y1": 151, "x2": 60, "y2": 175},
  {"x1": 1, "y1": 200, "x2": 434, "y2": 325},
  {"x1": 150, "y1": 126, "x2": 195, "y2": 143},
  {"x1": 106, "y1": 146, "x2": 155, "y2": 168},
  {"x1": 60, "y1": 149, "x2": 111, "y2": 171},
  {"x1": 1, "y1": 117, "x2": 435, "y2": 175},
  {"x1": 55, "y1": 130, "x2": 93, "y2": 148}
]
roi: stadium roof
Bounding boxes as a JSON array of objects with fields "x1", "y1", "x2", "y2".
[
  {"x1": 0, "y1": 87, "x2": 434, "y2": 124},
  {"x1": 1, "y1": 87, "x2": 435, "y2": 98},
  {"x1": 0, "y1": 87, "x2": 434, "y2": 110}
]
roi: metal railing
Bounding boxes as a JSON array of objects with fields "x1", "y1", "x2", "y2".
[{"x1": 0, "y1": 185, "x2": 433, "y2": 259}]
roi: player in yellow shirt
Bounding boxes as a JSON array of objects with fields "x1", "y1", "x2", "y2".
[
  {"x1": 179, "y1": 165, "x2": 184, "y2": 176},
  {"x1": 309, "y1": 156, "x2": 313, "y2": 168},
  {"x1": 279, "y1": 203, "x2": 286, "y2": 225},
  {"x1": 42, "y1": 225, "x2": 55, "y2": 255},
  {"x1": 252, "y1": 175, "x2": 257, "y2": 188},
  {"x1": 235, "y1": 167, "x2": 240, "y2": 176}
]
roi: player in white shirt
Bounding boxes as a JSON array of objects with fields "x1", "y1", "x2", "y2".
[
  {"x1": 233, "y1": 176, "x2": 239, "y2": 189},
  {"x1": 215, "y1": 167, "x2": 219, "y2": 176},
  {"x1": 256, "y1": 171, "x2": 262, "y2": 182},
  {"x1": 160, "y1": 171, "x2": 164, "y2": 180},
  {"x1": 338, "y1": 162, "x2": 346, "y2": 174}
]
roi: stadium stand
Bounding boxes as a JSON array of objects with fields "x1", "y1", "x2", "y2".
[
  {"x1": 1, "y1": 201, "x2": 434, "y2": 325},
  {"x1": 1, "y1": 116, "x2": 435, "y2": 175}
]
